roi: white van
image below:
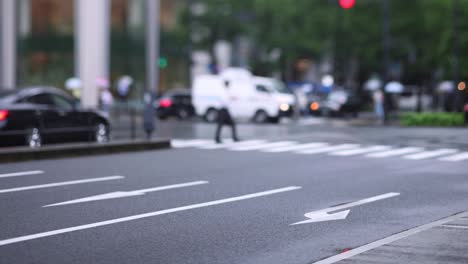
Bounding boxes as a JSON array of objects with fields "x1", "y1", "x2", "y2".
[{"x1": 192, "y1": 68, "x2": 296, "y2": 123}]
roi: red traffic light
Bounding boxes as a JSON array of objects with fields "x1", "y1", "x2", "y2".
[{"x1": 338, "y1": 0, "x2": 355, "y2": 9}]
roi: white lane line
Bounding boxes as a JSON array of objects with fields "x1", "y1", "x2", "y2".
[
  {"x1": 44, "y1": 181, "x2": 209, "y2": 207},
  {"x1": 171, "y1": 139, "x2": 212, "y2": 148},
  {"x1": 230, "y1": 141, "x2": 297, "y2": 151},
  {"x1": 291, "y1": 192, "x2": 400, "y2": 225},
  {"x1": 403, "y1": 148, "x2": 458, "y2": 160},
  {"x1": 0, "y1": 176, "x2": 124, "y2": 194},
  {"x1": 313, "y1": 211, "x2": 468, "y2": 264},
  {"x1": 296, "y1": 144, "x2": 360, "y2": 155},
  {"x1": 0, "y1": 170, "x2": 44, "y2": 179},
  {"x1": 439, "y1": 152, "x2": 468, "y2": 162},
  {"x1": 199, "y1": 140, "x2": 265, "y2": 150},
  {"x1": 0, "y1": 186, "x2": 302, "y2": 247},
  {"x1": 366, "y1": 147, "x2": 424, "y2": 158},
  {"x1": 329, "y1": 145, "x2": 391, "y2": 156},
  {"x1": 262, "y1": 143, "x2": 328, "y2": 153},
  {"x1": 440, "y1": 224, "x2": 468, "y2": 230}
]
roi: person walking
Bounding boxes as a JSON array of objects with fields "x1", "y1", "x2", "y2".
[{"x1": 215, "y1": 81, "x2": 239, "y2": 144}]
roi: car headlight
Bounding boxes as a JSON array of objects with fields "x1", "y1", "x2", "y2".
[{"x1": 280, "y1": 103, "x2": 290, "y2": 111}]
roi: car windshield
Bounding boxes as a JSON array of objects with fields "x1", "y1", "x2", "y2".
[{"x1": 273, "y1": 81, "x2": 292, "y2": 94}]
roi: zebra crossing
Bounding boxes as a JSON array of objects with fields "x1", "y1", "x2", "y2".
[{"x1": 172, "y1": 139, "x2": 468, "y2": 162}]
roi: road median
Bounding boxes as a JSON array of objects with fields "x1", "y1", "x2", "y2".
[{"x1": 0, "y1": 139, "x2": 171, "y2": 163}]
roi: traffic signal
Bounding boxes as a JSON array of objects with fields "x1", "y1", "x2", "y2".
[
  {"x1": 158, "y1": 57, "x2": 168, "y2": 69},
  {"x1": 338, "y1": 0, "x2": 355, "y2": 9}
]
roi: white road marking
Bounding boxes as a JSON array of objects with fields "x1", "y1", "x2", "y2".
[
  {"x1": 439, "y1": 152, "x2": 468, "y2": 162},
  {"x1": 403, "y1": 148, "x2": 458, "y2": 160},
  {"x1": 0, "y1": 170, "x2": 44, "y2": 179},
  {"x1": 329, "y1": 145, "x2": 391, "y2": 156},
  {"x1": 44, "y1": 181, "x2": 209, "y2": 207},
  {"x1": 366, "y1": 147, "x2": 424, "y2": 158},
  {"x1": 291, "y1": 192, "x2": 400, "y2": 225},
  {"x1": 262, "y1": 143, "x2": 328, "y2": 153},
  {"x1": 0, "y1": 176, "x2": 124, "y2": 194},
  {"x1": 0, "y1": 186, "x2": 302, "y2": 247},
  {"x1": 296, "y1": 144, "x2": 360, "y2": 155},
  {"x1": 313, "y1": 211, "x2": 468, "y2": 264},
  {"x1": 229, "y1": 141, "x2": 297, "y2": 151},
  {"x1": 199, "y1": 140, "x2": 265, "y2": 150},
  {"x1": 171, "y1": 139, "x2": 212, "y2": 148},
  {"x1": 440, "y1": 224, "x2": 468, "y2": 230}
]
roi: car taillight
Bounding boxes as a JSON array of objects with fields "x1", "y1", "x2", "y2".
[
  {"x1": 159, "y1": 99, "x2": 172, "y2": 108},
  {"x1": 0, "y1": 110, "x2": 8, "y2": 121}
]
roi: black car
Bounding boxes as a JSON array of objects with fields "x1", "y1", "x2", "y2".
[
  {"x1": 155, "y1": 90, "x2": 195, "y2": 120},
  {"x1": 309, "y1": 90, "x2": 362, "y2": 117},
  {"x1": 0, "y1": 87, "x2": 110, "y2": 148}
]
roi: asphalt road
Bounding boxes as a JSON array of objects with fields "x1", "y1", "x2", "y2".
[{"x1": 0, "y1": 127, "x2": 467, "y2": 263}]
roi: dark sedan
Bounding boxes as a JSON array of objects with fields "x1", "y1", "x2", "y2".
[
  {"x1": 0, "y1": 87, "x2": 110, "y2": 148},
  {"x1": 155, "y1": 90, "x2": 195, "y2": 120}
]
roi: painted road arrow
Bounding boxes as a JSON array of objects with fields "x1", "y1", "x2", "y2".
[
  {"x1": 291, "y1": 192, "x2": 400, "y2": 225},
  {"x1": 44, "y1": 181, "x2": 209, "y2": 207}
]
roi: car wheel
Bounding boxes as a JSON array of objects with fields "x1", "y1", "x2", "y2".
[
  {"x1": 26, "y1": 128, "x2": 42, "y2": 148},
  {"x1": 204, "y1": 108, "x2": 218, "y2": 123},
  {"x1": 177, "y1": 108, "x2": 190, "y2": 120},
  {"x1": 94, "y1": 123, "x2": 109, "y2": 144},
  {"x1": 253, "y1": 110, "x2": 268, "y2": 123}
]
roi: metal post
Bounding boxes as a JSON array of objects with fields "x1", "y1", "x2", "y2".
[
  {"x1": 452, "y1": 0, "x2": 461, "y2": 112},
  {"x1": 381, "y1": 0, "x2": 390, "y2": 124},
  {"x1": 146, "y1": 0, "x2": 160, "y2": 95},
  {"x1": 0, "y1": 0, "x2": 17, "y2": 89}
]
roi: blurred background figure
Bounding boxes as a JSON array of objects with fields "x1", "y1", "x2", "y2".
[
  {"x1": 373, "y1": 89, "x2": 384, "y2": 121},
  {"x1": 97, "y1": 77, "x2": 113, "y2": 117}
]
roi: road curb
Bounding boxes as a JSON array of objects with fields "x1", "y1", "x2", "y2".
[{"x1": 0, "y1": 139, "x2": 171, "y2": 163}]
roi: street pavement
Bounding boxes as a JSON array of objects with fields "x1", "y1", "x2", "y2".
[{"x1": 1, "y1": 120, "x2": 467, "y2": 263}]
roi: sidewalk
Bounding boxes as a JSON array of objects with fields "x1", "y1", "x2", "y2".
[{"x1": 317, "y1": 211, "x2": 468, "y2": 264}]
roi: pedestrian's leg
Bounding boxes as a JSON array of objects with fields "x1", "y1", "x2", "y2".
[
  {"x1": 215, "y1": 122, "x2": 223, "y2": 143},
  {"x1": 231, "y1": 122, "x2": 239, "y2": 142}
]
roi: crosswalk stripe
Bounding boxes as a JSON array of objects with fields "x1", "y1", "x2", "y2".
[
  {"x1": 403, "y1": 149, "x2": 458, "y2": 160},
  {"x1": 230, "y1": 141, "x2": 297, "y2": 151},
  {"x1": 296, "y1": 144, "x2": 360, "y2": 155},
  {"x1": 262, "y1": 142, "x2": 328, "y2": 153},
  {"x1": 439, "y1": 152, "x2": 468, "y2": 162},
  {"x1": 366, "y1": 147, "x2": 425, "y2": 158},
  {"x1": 330, "y1": 145, "x2": 392, "y2": 156},
  {"x1": 199, "y1": 140, "x2": 265, "y2": 150},
  {"x1": 171, "y1": 139, "x2": 212, "y2": 148}
]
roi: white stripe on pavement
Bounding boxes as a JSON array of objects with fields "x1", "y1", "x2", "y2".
[
  {"x1": 329, "y1": 145, "x2": 391, "y2": 156},
  {"x1": 199, "y1": 140, "x2": 265, "y2": 150},
  {"x1": 229, "y1": 141, "x2": 297, "y2": 151},
  {"x1": 0, "y1": 170, "x2": 44, "y2": 179},
  {"x1": 0, "y1": 186, "x2": 301, "y2": 246},
  {"x1": 0, "y1": 176, "x2": 125, "y2": 194},
  {"x1": 403, "y1": 149, "x2": 458, "y2": 160},
  {"x1": 439, "y1": 152, "x2": 468, "y2": 162},
  {"x1": 44, "y1": 181, "x2": 209, "y2": 207},
  {"x1": 296, "y1": 144, "x2": 360, "y2": 155},
  {"x1": 171, "y1": 139, "x2": 212, "y2": 148},
  {"x1": 366, "y1": 147, "x2": 425, "y2": 158},
  {"x1": 262, "y1": 143, "x2": 328, "y2": 153}
]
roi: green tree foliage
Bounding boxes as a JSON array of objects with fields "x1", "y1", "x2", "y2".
[{"x1": 183, "y1": 0, "x2": 468, "y2": 83}]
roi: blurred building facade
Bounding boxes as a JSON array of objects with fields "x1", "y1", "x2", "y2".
[{"x1": 0, "y1": 0, "x2": 183, "y2": 107}]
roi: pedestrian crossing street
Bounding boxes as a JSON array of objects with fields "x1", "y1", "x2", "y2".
[{"x1": 172, "y1": 139, "x2": 468, "y2": 162}]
